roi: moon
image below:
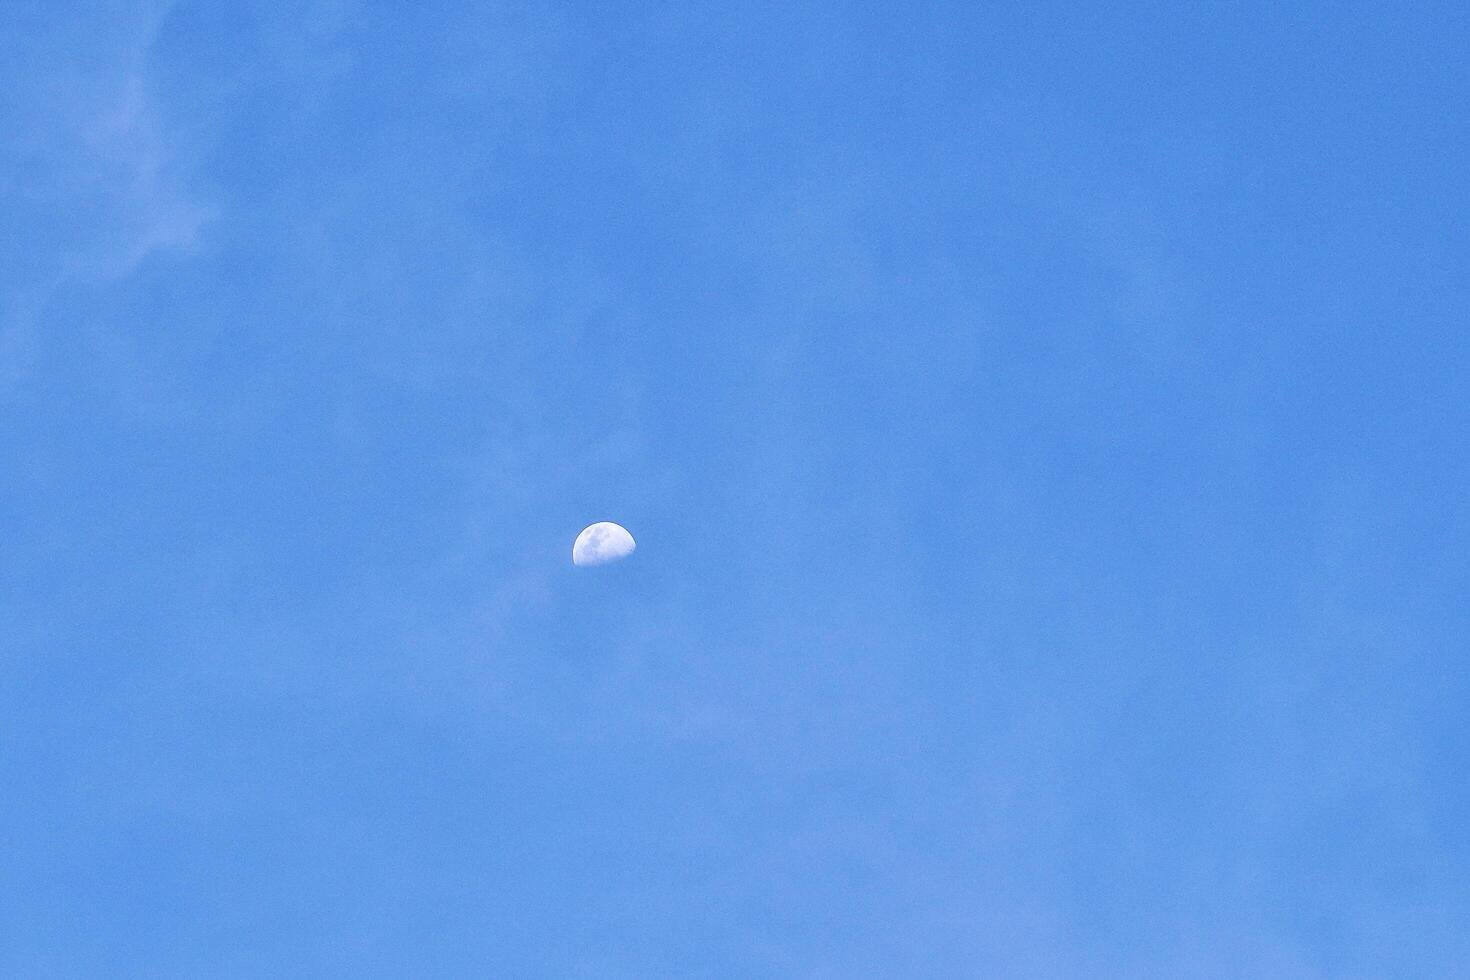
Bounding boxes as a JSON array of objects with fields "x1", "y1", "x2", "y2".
[{"x1": 572, "y1": 522, "x2": 636, "y2": 567}]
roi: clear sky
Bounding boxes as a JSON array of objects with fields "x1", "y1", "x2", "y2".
[{"x1": 3, "y1": 2, "x2": 1467, "y2": 975}]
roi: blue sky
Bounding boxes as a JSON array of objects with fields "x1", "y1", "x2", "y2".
[{"x1": 3, "y1": 1, "x2": 1467, "y2": 975}]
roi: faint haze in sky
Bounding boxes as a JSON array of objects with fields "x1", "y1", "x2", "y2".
[{"x1": 2, "y1": 1, "x2": 1467, "y2": 975}]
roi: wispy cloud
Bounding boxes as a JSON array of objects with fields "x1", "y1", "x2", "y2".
[
  {"x1": 1, "y1": 3, "x2": 211, "y2": 388},
  {"x1": 75, "y1": 69, "x2": 212, "y2": 277}
]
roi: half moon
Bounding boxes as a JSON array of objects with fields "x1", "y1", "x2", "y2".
[{"x1": 572, "y1": 522, "x2": 637, "y2": 567}]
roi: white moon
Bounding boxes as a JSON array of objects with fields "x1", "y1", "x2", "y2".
[{"x1": 572, "y1": 522, "x2": 636, "y2": 567}]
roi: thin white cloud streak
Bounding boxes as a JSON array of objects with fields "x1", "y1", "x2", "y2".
[{"x1": 1, "y1": 3, "x2": 211, "y2": 391}]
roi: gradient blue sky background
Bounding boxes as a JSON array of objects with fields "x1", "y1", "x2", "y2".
[{"x1": 4, "y1": 2, "x2": 1468, "y2": 975}]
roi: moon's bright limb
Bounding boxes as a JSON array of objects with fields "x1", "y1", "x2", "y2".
[{"x1": 572, "y1": 522, "x2": 636, "y2": 567}]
